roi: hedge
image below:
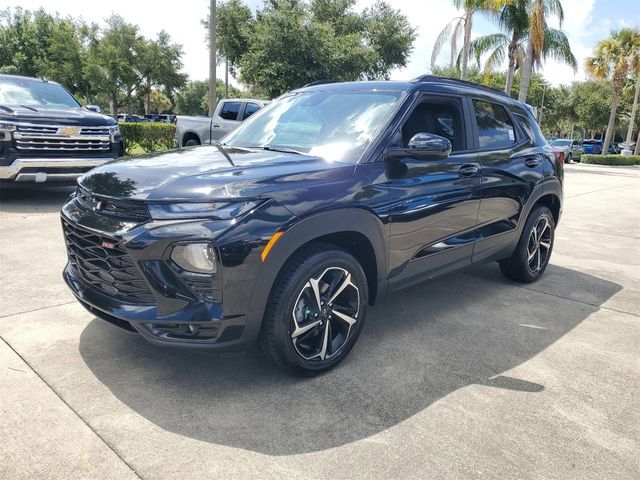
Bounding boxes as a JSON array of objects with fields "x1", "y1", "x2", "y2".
[
  {"x1": 580, "y1": 154, "x2": 640, "y2": 166},
  {"x1": 119, "y1": 122, "x2": 176, "y2": 155}
]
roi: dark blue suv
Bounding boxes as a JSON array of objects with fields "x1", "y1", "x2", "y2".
[{"x1": 62, "y1": 76, "x2": 563, "y2": 375}]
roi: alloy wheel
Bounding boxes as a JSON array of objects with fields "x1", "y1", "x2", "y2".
[
  {"x1": 527, "y1": 216, "x2": 552, "y2": 274},
  {"x1": 291, "y1": 267, "x2": 360, "y2": 361}
]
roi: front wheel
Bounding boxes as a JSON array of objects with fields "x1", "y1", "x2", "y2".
[
  {"x1": 499, "y1": 206, "x2": 555, "y2": 283},
  {"x1": 260, "y1": 244, "x2": 367, "y2": 375}
]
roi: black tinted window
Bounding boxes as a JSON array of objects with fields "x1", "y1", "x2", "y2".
[
  {"x1": 515, "y1": 114, "x2": 534, "y2": 142},
  {"x1": 244, "y1": 103, "x2": 260, "y2": 119},
  {"x1": 399, "y1": 99, "x2": 465, "y2": 151},
  {"x1": 219, "y1": 101, "x2": 241, "y2": 120},
  {"x1": 473, "y1": 100, "x2": 516, "y2": 149}
]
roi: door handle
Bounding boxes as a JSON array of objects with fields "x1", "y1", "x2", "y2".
[
  {"x1": 212, "y1": 124, "x2": 221, "y2": 128},
  {"x1": 524, "y1": 157, "x2": 540, "y2": 168},
  {"x1": 458, "y1": 164, "x2": 479, "y2": 177}
]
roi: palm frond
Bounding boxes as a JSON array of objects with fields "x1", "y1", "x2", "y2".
[
  {"x1": 482, "y1": 44, "x2": 506, "y2": 84},
  {"x1": 543, "y1": 28, "x2": 577, "y2": 71},
  {"x1": 469, "y1": 33, "x2": 509, "y2": 64},
  {"x1": 431, "y1": 21, "x2": 454, "y2": 69}
]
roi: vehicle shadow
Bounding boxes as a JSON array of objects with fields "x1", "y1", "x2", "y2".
[
  {"x1": 0, "y1": 184, "x2": 75, "y2": 215},
  {"x1": 79, "y1": 263, "x2": 621, "y2": 456}
]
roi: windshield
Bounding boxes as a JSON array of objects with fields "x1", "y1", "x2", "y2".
[
  {"x1": 0, "y1": 76, "x2": 81, "y2": 108},
  {"x1": 550, "y1": 139, "x2": 572, "y2": 147},
  {"x1": 223, "y1": 90, "x2": 402, "y2": 163}
]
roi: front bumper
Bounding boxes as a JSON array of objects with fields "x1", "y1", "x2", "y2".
[
  {"x1": 60, "y1": 193, "x2": 295, "y2": 350},
  {"x1": 0, "y1": 156, "x2": 117, "y2": 182}
]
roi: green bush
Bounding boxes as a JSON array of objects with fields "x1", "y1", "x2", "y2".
[
  {"x1": 119, "y1": 122, "x2": 176, "y2": 155},
  {"x1": 580, "y1": 154, "x2": 640, "y2": 166}
]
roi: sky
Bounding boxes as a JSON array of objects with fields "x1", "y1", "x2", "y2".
[{"x1": 4, "y1": 0, "x2": 640, "y2": 88}]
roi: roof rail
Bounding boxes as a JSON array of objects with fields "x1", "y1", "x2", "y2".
[
  {"x1": 302, "y1": 79, "x2": 334, "y2": 87},
  {"x1": 411, "y1": 74, "x2": 511, "y2": 98}
]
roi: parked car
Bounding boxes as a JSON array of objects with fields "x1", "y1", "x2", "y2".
[
  {"x1": 61, "y1": 76, "x2": 562, "y2": 375},
  {"x1": 175, "y1": 98, "x2": 269, "y2": 147},
  {"x1": 117, "y1": 114, "x2": 145, "y2": 123},
  {"x1": 549, "y1": 138, "x2": 583, "y2": 163},
  {"x1": 144, "y1": 113, "x2": 175, "y2": 123},
  {"x1": 0, "y1": 74, "x2": 124, "y2": 183},
  {"x1": 582, "y1": 139, "x2": 603, "y2": 155}
]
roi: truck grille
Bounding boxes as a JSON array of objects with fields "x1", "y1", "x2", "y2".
[
  {"x1": 14, "y1": 124, "x2": 112, "y2": 154},
  {"x1": 76, "y1": 188, "x2": 151, "y2": 223},
  {"x1": 62, "y1": 219, "x2": 155, "y2": 304}
]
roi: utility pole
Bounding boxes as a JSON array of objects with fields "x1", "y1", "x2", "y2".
[
  {"x1": 538, "y1": 84, "x2": 547, "y2": 128},
  {"x1": 208, "y1": 0, "x2": 217, "y2": 117},
  {"x1": 225, "y1": 58, "x2": 229, "y2": 98}
]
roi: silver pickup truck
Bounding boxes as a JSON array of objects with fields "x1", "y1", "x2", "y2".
[{"x1": 175, "y1": 98, "x2": 268, "y2": 147}]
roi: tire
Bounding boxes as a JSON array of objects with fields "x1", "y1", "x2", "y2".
[
  {"x1": 499, "y1": 206, "x2": 555, "y2": 283},
  {"x1": 184, "y1": 138, "x2": 200, "y2": 147},
  {"x1": 259, "y1": 243, "x2": 368, "y2": 376},
  {"x1": 566, "y1": 154, "x2": 572, "y2": 164}
]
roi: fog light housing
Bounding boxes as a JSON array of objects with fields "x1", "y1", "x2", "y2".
[{"x1": 170, "y1": 243, "x2": 217, "y2": 274}]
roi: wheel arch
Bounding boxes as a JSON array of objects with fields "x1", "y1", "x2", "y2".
[{"x1": 243, "y1": 208, "x2": 389, "y2": 341}]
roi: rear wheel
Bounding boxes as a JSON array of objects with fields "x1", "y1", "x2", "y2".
[
  {"x1": 260, "y1": 244, "x2": 367, "y2": 375},
  {"x1": 499, "y1": 206, "x2": 555, "y2": 283},
  {"x1": 184, "y1": 138, "x2": 200, "y2": 147}
]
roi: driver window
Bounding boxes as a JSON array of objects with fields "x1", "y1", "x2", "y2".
[{"x1": 391, "y1": 97, "x2": 465, "y2": 151}]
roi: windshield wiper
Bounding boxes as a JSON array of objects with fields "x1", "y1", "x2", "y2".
[
  {"x1": 244, "y1": 145, "x2": 304, "y2": 155},
  {"x1": 213, "y1": 142, "x2": 235, "y2": 166}
]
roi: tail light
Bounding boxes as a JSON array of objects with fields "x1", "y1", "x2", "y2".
[{"x1": 553, "y1": 151, "x2": 565, "y2": 165}]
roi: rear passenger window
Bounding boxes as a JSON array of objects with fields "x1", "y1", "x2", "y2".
[
  {"x1": 473, "y1": 100, "x2": 516, "y2": 149},
  {"x1": 219, "y1": 101, "x2": 241, "y2": 120},
  {"x1": 515, "y1": 114, "x2": 535, "y2": 143},
  {"x1": 244, "y1": 103, "x2": 260, "y2": 119}
]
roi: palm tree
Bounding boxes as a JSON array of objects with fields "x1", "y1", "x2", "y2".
[
  {"x1": 622, "y1": 30, "x2": 640, "y2": 152},
  {"x1": 586, "y1": 29, "x2": 640, "y2": 155},
  {"x1": 517, "y1": 0, "x2": 565, "y2": 102},
  {"x1": 470, "y1": 1, "x2": 576, "y2": 96},
  {"x1": 431, "y1": 0, "x2": 512, "y2": 81}
]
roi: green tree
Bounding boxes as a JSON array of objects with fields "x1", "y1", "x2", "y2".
[
  {"x1": 586, "y1": 28, "x2": 640, "y2": 153},
  {"x1": 215, "y1": 0, "x2": 254, "y2": 76},
  {"x1": 174, "y1": 79, "x2": 246, "y2": 115},
  {"x1": 209, "y1": 0, "x2": 415, "y2": 97},
  {"x1": 468, "y1": 0, "x2": 574, "y2": 94},
  {"x1": 517, "y1": 0, "x2": 567, "y2": 102}
]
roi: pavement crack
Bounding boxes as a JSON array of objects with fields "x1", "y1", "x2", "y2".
[
  {"x1": 0, "y1": 336, "x2": 144, "y2": 480},
  {"x1": 0, "y1": 301, "x2": 76, "y2": 319}
]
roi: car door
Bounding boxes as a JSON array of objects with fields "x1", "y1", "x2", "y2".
[
  {"x1": 386, "y1": 92, "x2": 482, "y2": 290},
  {"x1": 211, "y1": 100, "x2": 242, "y2": 140},
  {"x1": 471, "y1": 98, "x2": 546, "y2": 263}
]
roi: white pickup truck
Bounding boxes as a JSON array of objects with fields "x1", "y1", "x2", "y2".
[{"x1": 175, "y1": 98, "x2": 269, "y2": 147}]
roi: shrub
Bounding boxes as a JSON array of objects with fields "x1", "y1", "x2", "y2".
[
  {"x1": 119, "y1": 122, "x2": 176, "y2": 155},
  {"x1": 580, "y1": 154, "x2": 640, "y2": 166}
]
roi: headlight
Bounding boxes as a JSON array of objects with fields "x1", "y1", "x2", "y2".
[
  {"x1": 109, "y1": 125, "x2": 120, "y2": 136},
  {"x1": 148, "y1": 200, "x2": 262, "y2": 220},
  {"x1": 171, "y1": 243, "x2": 217, "y2": 274},
  {"x1": 0, "y1": 122, "x2": 16, "y2": 141}
]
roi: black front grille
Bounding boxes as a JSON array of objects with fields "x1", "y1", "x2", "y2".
[
  {"x1": 76, "y1": 188, "x2": 150, "y2": 223},
  {"x1": 62, "y1": 219, "x2": 155, "y2": 304}
]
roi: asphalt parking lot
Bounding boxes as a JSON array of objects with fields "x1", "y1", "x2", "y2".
[{"x1": 1, "y1": 163, "x2": 639, "y2": 480}]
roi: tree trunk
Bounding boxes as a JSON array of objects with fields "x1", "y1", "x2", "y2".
[
  {"x1": 505, "y1": 37, "x2": 517, "y2": 95},
  {"x1": 225, "y1": 59, "x2": 229, "y2": 98},
  {"x1": 634, "y1": 127, "x2": 640, "y2": 155},
  {"x1": 624, "y1": 74, "x2": 640, "y2": 147},
  {"x1": 460, "y1": 8, "x2": 473, "y2": 80},
  {"x1": 518, "y1": 38, "x2": 534, "y2": 102},
  {"x1": 602, "y1": 89, "x2": 619, "y2": 154}
]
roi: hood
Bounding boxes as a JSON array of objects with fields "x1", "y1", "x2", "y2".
[
  {"x1": 0, "y1": 105, "x2": 116, "y2": 126},
  {"x1": 78, "y1": 145, "x2": 355, "y2": 201}
]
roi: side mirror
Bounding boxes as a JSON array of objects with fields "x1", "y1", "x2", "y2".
[
  {"x1": 85, "y1": 105, "x2": 101, "y2": 113},
  {"x1": 387, "y1": 132, "x2": 452, "y2": 161}
]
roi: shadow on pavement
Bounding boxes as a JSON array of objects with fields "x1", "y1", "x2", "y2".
[
  {"x1": 0, "y1": 184, "x2": 75, "y2": 215},
  {"x1": 79, "y1": 263, "x2": 621, "y2": 455}
]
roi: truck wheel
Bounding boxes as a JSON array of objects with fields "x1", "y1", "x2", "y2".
[
  {"x1": 499, "y1": 206, "x2": 555, "y2": 283},
  {"x1": 566, "y1": 154, "x2": 572, "y2": 163},
  {"x1": 184, "y1": 138, "x2": 200, "y2": 147},
  {"x1": 260, "y1": 244, "x2": 368, "y2": 376}
]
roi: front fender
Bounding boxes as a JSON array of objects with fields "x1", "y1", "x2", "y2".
[{"x1": 242, "y1": 207, "x2": 389, "y2": 342}]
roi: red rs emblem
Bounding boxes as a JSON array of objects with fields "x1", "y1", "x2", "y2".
[{"x1": 101, "y1": 241, "x2": 116, "y2": 249}]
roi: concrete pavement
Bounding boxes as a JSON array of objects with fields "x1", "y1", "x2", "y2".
[{"x1": 1, "y1": 165, "x2": 639, "y2": 479}]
